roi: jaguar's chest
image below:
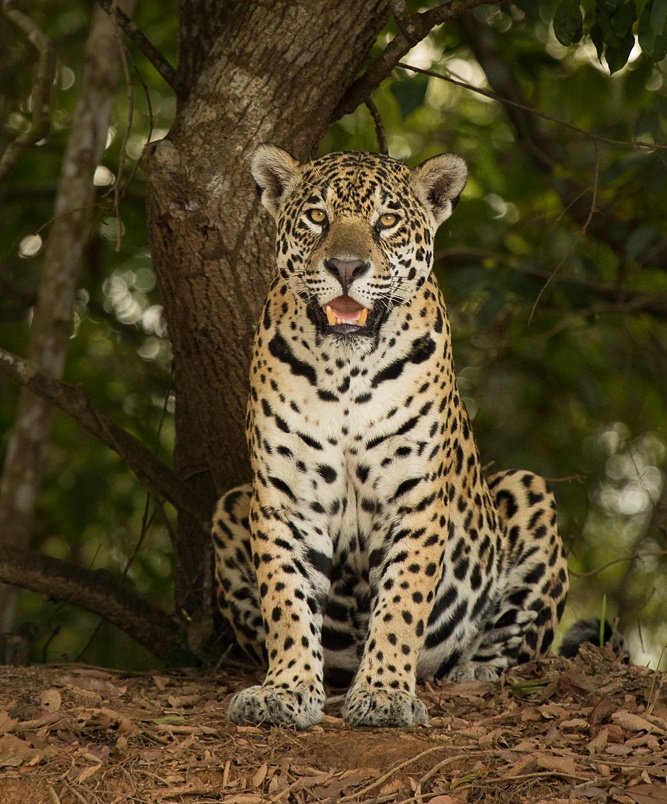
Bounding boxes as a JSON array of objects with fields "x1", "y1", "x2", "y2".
[
  {"x1": 252, "y1": 321, "x2": 447, "y2": 449},
  {"x1": 248, "y1": 278, "x2": 460, "y2": 529}
]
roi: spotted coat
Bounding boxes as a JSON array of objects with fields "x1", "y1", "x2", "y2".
[{"x1": 212, "y1": 147, "x2": 569, "y2": 728}]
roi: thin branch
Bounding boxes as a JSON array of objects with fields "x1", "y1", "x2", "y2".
[
  {"x1": 366, "y1": 98, "x2": 389, "y2": 155},
  {"x1": 333, "y1": 0, "x2": 503, "y2": 120},
  {"x1": 0, "y1": 545, "x2": 182, "y2": 659},
  {"x1": 436, "y1": 247, "x2": 667, "y2": 321},
  {"x1": 0, "y1": 347, "x2": 211, "y2": 531},
  {"x1": 0, "y1": 0, "x2": 56, "y2": 184},
  {"x1": 528, "y1": 143, "x2": 600, "y2": 322},
  {"x1": 111, "y1": 0, "x2": 134, "y2": 252},
  {"x1": 0, "y1": 4, "x2": 136, "y2": 603},
  {"x1": 570, "y1": 550, "x2": 667, "y2": 579},
  {"x1": 398, "y1": 61, "x2": 667, "y2": 155},
  {"x1": 95, "y1": 0, "x2": 184, "y2": 96}
]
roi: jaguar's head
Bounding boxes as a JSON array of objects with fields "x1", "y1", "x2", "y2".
[{"x1": 251, "y1": 145, "x2": 467, "y2": 339}]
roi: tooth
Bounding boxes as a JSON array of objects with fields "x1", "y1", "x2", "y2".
[
  {"x1": 325, "y1": 305, "x2": 336, "y2": 325},
  {"x1": 358, "y1": 308, "x2": 369, "y2": 326}
]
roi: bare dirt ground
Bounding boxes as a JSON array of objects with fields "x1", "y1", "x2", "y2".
[{"x1": 0, "y1": 645, "x2": 665, "y2": 804}]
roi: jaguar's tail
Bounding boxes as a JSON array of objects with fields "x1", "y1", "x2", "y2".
[{"x1": 559, "y1": 618, "x2": 628, "y2": 661}]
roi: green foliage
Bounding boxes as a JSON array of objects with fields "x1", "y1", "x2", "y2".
[
  {"x1": 554, "y1": 0, "x2": 667, "y2": 72},
  {"x1": 1, "y1": 1, "x2": 666, "y2": 670},
  {"x1": 638, "y1": 0, "x2": 667, "y2": 60}
]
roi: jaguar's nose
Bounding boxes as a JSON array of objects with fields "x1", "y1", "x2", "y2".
[{"x1": 324, "y1": 258, "x2": 370, "y2": 294}]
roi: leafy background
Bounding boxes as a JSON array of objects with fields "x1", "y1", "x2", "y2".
[{"x1": 1, "y1": 0, "x2": 665, "y2": 670}]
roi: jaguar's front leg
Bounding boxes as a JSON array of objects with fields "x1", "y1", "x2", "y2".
[
  {"x1": 342, "y1": 505, "x2": 446, "y2": 727},
  {"x1": 226, "y1": 494, "x2": 331, "y2": 728}
]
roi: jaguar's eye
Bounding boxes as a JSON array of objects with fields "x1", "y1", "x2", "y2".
[
  {"x1": 306, "y1": 209, "x2": 327, "y2": 225},
  {"x1": 377, "y1": 213, "x2": 399, "y2": 230}
]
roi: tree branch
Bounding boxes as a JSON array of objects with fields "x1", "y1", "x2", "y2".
[
  {"x1": 0, "y1": 0, "x2": 56, "y2": 184},
  {"x1": 333, "y1": 0, "x2": 503, "y2": 120},
  {"x1": 96, "y1": 0, "x2": 184, "y2": 96},
  {"x1": 0, "y1": 347, "x2": 211, "y2": 531},
  {"x1": 0, "y1": 545, "x2": 182, "y2": 660},
  {"x1": 366, "y1": 99, "x2": 389, "y2": 155}
]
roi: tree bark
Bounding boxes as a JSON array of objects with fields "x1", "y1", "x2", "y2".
[
  {"x1": 0, "y1": 3, "x2": 134, "y2": 631},
  {"x1": 144, "y1": 0, "x2": 388, "y2": 495},
  {"x1": 142, "y1": 0, "x2": 389, "y2": 635}
]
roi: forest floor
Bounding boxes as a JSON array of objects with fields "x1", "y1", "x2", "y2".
[{"x1": 0, "y1": 645, "x2": 665, "y2": 804}]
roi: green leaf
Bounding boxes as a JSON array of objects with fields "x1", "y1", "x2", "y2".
[
  {"x1": 553, "y1": 0, "x2": 584, "y2": 46},
  {"x1": 591, "y1": 2, "x2": 637, "y2": 73},
  {"x1": 650, "y1": 0, "x2": 667, "y2": 31},
  {"x1": 638, "y1": 0, "x2": 667, "y2": 60},
  {"x1": 596, "y1": 0, "x2": 624, "y2": 14},
  {"x1": 608, "y1": 1, "x2": 637, "y2": 36},
  {"x1": 625, "y1": 224, "x2": 656, "y2": 261},
  {"x1": 605, "y1": 31, "x2": 636, "y2": 72},
  {"x1": 390, "y1": 74, "x2": 428, "y2": 119}
]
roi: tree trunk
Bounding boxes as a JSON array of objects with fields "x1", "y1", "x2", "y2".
[{"x1": 142, "y1": 0, "x2": 388, "y2": 636}]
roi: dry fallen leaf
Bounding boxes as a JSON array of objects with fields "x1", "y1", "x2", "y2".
[
  {"x1": 167, "y1": 693, "x2": 201, "y2": 708},
  {"x1": 534, "y1": 752, "x2": 579, "y2": 776},
  {"x1": 0, "y1": 650, "x2": 664, "y2": 804},
  {"x1": 58, "y1": 673, "x2": 125, "y2": 696},
  {"x1": 378, "y1": 778, "x2": 407, "y2": 796},
  {"x1": 76, "y1": 763, "x2": 102, "y2": 783},
  {"x1": 624, "y1": 783, "x2": 667, "y2": 804},
  {"x1": 251, "y1": 762, "x2": 268, "y2": 787},
  {"x1": 560, "y1": 717, "x2": 589, "y2": 731},
  {"x1": 0, "y1": 711, "x2": 18, "y2": 734},
  {"x1": 0, "y1": 734, "x2": 41, "y2": 767},
  {"x1": 40, "y1": 688, "x2": 61, "y2": 712},
  {"x1": 612, "y1": 710, "x2": 666, "y2": 735},
  {"x1": 587, "y1": 727, "x2": 609, "y2": 754}
]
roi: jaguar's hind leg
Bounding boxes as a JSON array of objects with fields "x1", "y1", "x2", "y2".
[
  {"x1": 446, "y1": 470, "x2": 569, "y2": 681},
  {"x1": 212, "y1": 485, "x2": 266, "y2": 665}
]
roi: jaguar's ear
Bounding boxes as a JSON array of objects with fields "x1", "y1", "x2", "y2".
[
  {"x1": 411, "y1": 153, "x2": 468, "y2": 228},
  {"x1": 251, "y1": 144, "x2": 301, "y2": 218}
]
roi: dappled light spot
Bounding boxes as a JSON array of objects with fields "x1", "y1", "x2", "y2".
[{"x1": 18, "y1": 233, "x2": 43, "y2": 258}]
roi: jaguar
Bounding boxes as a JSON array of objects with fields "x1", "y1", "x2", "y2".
[{"x1": 211, "y1": 145, "x2": 569, "y2": 728}]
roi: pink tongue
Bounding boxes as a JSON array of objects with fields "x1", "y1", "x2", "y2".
[{"x1": 329, "y1": 295, "x2": 364, "y2": 315}]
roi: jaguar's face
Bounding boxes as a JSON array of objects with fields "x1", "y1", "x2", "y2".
[{"x1": 251, "y1": 147, "x2": 467, "y2": 340}]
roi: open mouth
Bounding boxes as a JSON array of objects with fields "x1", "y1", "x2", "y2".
[{"x1": 319, "y1": 295, "x2": 375, "y2": 336}]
